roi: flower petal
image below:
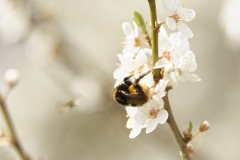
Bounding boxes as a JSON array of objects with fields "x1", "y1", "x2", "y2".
[
  {"x1": 166, "y1": 17, "x2": 177, "y2": 30},
  {"x1": 133, "y1": 21, "x2": 139, "y2": 37},
  {"x1": 155, "y1": 98, "x2": 164, "y2": 109},
  {"x1": 126, "y1": 118, "x2": 134, "y2": 129},
  {"x1": 129, "y1": 124, "x2": 142, "y2": 138},
  {"x1": 157, "y1": 110, "x2": 168, "y2": 124},
  {"x1": 135, "y1": 107, "x2": 148, "y2": 125},
  {"x1": 135, "y1": 49, "x2": 147, "y2": 65},
  {"x1": 113, "y1": 67, "x2": 125, "y2": 79},
  {"x1": 171, "y1": 0, "x2": 182, "y2": 10},
  {"x1": 154, "y1": 58, "x2": 170, "y2": 69},
  {"x1": 139, "y1": 67, "x2": 155, "y2": 88},
  {"x1": 122, "y1": 22, "x2": 133, "y2": 39},
  {"x1": 169, "y1": 72, "x2": 178, "y2": 87},
  {"x1": 182, "y1": 72, "x2": 201, "y2": 82},
  {"x1": 146, "y1": 119, "x2": 158, "y2": 134},
  {"x1": 125, "y1": 107, "x2": 138, "y2": 117},
  {"x1": 159, "y1": 26, "x2": 169, "y2": 41},
  {"x1": 163, "y1": 0, "x2": 175, "y2": 15},
  {"x1": 114, "y1": 79, "x2": 122, "y2": 88},
  {"x1": 177, "y1": 21, "x2": 194, "y2": 38},
  {"x1": 179, "y1": 8, "x2": 195, "y2": 22},
  {"x1": 155, "y1": 79, "x2": 169, "y2": 92}
]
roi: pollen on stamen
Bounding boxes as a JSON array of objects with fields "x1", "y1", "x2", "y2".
[
  {"x1": 136, "y1": 65, "x2": 144, "y2": 74},
  {"x1": 163, "y1": 50, "x2": 171, "y2": 60},
  {"x1": 149, "y1": 109, "x2": 160, "y2": 118},
  {"x1": 134, "y1": 37, "x2": 141, "y2": 47}
]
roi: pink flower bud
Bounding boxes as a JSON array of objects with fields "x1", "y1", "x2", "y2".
[
  {"x1": 187, "y1": 143, "x2": 194, "y2": 154},
  {"x1": 199, "y1": 121, "x2": 210, "y2": 132}
]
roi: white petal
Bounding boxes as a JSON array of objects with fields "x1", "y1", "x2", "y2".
[
  {"x1": 135, "y1": 64, "x2": 149, "y2": 78},
  {"x1": 152, "y1": 95, "x2": 161, "y2": 102},
  {"x1": 182, "y1": 72, "x2": 201, "y2": 82},
  {"x1": 166, "y1": 17, "x2": 177, "y2": 30},
  {"x1": 135, "y1": 49, "x2": 147, "y2": 65},
  {"x1": 144, "y1": 48, "x2": 152, "y2": 55},
  {"x1": 146, "y1": 119, "x2": 158, "y2": 134},
  {"x1": 163, "y1": 0, "x2": 175, "y2": 15},
  {"x1": 157, "y1": 110, "x2": 168, "y2": 124},
  {"x1": 159, "y1": 26, "x2": 169, "y2": 41},
  {"x1": 140, "y1": 72, "x2": 154, "y2": 88},
  {"x1": 177, "y1": 21, "x2": 194, "y2": 38},
  {"x1": 165, "y1": 63, "x2": 174, "y2": 73},
  {"x1": 155, "y1": 79, "x2": 168, "y2": 92},
  {"x1": 179, "y1": 8, "x2": 195, "y2": 22},
  {"x1": 122, "y1": 22, "x2": 133, "y2": 39},
  {"x1": 114, "y1": 79, "x2": 122, "y2": 88},
  {"x1": 133, "y1": 21, "x2": 139, "y2": 37},
  {"x1": 157, "y1": 92, "x2": 166, "y2": 99},
  {"x1": 169, "y1": 72, "x2": 178, "y2": 87},
  {"x1": 135, "y1": 107, "x2": 149, "y2": 125},
  {"x1": 113, "y1": 68, "x2": 125, "y2": 79},
  {"x1": 125, "y1": 107, "x2": 138, "y2": 117},
  {"x1": 126, "y1": 118, "x2": 134, "y2": 129},
  {"x1": 176, "y1": 74, "x2": 186, "y2": 83},
  {"x1": 171, "y1": 0, "x2": 182, "y2": 9},
  {"x1": 155, "y1": 98, "x2": 164, "y2": 109},
  {"x1": 123, "y1": 44, "x2": 140, "y2": 54},
  {"x1": 129, "y1": 125, "x2": 142, "y2": 138},
  {"x1": 154, "y1": 59, "x2": 170, "y2": 69}
]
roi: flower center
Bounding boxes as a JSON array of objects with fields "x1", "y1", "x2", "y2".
[
  {"x1": 149, "y1": 109, "x2": 160, "y2": 118},
  {"x1": 163, "y1": 50, "x2": 171, "y2": 60},
  {"x1": 170, "y1": 13, "x2": 180, "y2": 23},
  {"x1": 137, "y1": 65, "x2": 144, "y2": 73},
  {"x1": 134, "y1": 37, "x2": 141, "y2": 47}
]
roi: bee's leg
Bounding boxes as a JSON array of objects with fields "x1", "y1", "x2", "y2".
[
  {"x1": 134, "y1": 70, "x2": 151, "y2": 84},
  {"x1": 123, "y1": 75, "x2": 133, "y2": 86},
  {"x1": 133, "y1": 70, "x2": 151, "y2": 93}
]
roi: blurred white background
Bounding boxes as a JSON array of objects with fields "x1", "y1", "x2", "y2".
[{"x1": 0, "y1": 0, "x2": 239, "y2": 159}]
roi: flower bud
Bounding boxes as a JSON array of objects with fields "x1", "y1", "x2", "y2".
[
  {"x1": 133, "y1": 11, "x2": 147, "y2": 33},
  {"x1": 187, "y1": 143, "x2": 194, "y2": 154},
  {"x1": 199, "y1": 121, "x2": 210, "y2": 132},
  {"x1": 4, "y1": 69, "x2": 20, "y2": 87}
]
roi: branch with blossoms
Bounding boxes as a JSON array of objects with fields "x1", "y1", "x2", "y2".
[{"x1": 113, "y1": 0, "x2": 209, "y2": 160}]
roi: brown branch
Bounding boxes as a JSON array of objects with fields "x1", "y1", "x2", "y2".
[
  {"x1": 163, "y1": 92, "x2": 191, "y2": 160},
  {"x1": 0, "y1": 96, "x2": 29, "y2": 160}
]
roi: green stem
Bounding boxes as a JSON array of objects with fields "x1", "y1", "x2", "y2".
[
  {"x1": 163, "y1": 93, "x2": 191, "y2": 160},
  {"x1": 0, "y1": 96, "x2": 27, "y2": 160},
  {"x1": 192, "y1": 131, "x2": 201, "y2": 139},
  {"x1": 148, "y1": 0, "x2": 160, "y2": 83}
]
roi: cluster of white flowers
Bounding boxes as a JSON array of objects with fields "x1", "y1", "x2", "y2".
[{"x1": 113, "y1": 0, "x2": 200, "y2": 138}]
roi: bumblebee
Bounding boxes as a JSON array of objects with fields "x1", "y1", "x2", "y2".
[{"x1": 113, "y1": 71, "x2": 150, "y2": 106}]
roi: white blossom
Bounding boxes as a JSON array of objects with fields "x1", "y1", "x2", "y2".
[
  {"x1": 113, "y1": 49, "x2": 150, "y2": 88},
  {"x1": 162, "y1": 0, "x2": 195, "y2": 38},
  {"x1": 122, "y1": 22, "x2": 141, "y2": 53},
  {"x1": 125, "y1": 79, "x2": 169, "y2": 138},
  {"x1": 154, "y1": 31, "x2": 200, "y2": 87},
  {"x1": 126, "y1": 107, "x2": 144, "y2": 138},
  {"x1": 135, "y1": 100, "x2": 168, "y2": 135}
]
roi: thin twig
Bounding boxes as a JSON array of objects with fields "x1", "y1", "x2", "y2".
[
  {"x1": 0, "y1": 96, "x2": 28, "y2": 160},
  {"x1": 163, "y1": 92, "x2": 191, "y2": 160}
]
